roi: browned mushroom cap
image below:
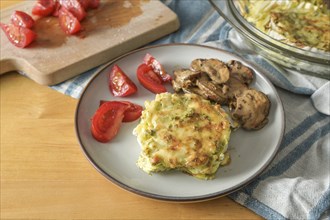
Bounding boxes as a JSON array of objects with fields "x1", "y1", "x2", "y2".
[
  {"x1": 191, "y1": 59, "x2": 230, "y2": 84},
  {"x1": 172, "y1": 69, "x2": 201, "y2": 93},
  {"x1": 229, "y1": 89, "x2": 271, "y2": 130},
  {"x1": 223, "y1": 77, "x2": 249, "y2": 103},
  {"x1": 172, "y1": 69, "x2": 201, "y2": 90},
  {"x1": 195, "y1": 75, "x2": 228, "y2": 103},
  {"x1": 227, "y1": 60, "x2": 254, "y2": 85}
]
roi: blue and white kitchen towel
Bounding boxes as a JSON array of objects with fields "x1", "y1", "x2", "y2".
[{"x1": 50, "y1": 1, "x2": 330, "y2": 219}]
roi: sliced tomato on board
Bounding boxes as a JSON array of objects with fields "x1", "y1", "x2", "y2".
[
  {"x1": 88, "y1": 0, "x2": 100, "y2": 9},
  {"x1": 11, "y1": 10, "x2": 35, "y2": 28},
  {"x1": 78, "y1": 0, "x2": 90, "y2": 10},
  {"x1": 32, "y1": 0, "x2": 56, "y2": 17},
  {"x1": 59, "y1": 0, "x2": 86, "y2": 21},
  {"x1": 137, "y1": 63, "x2": 167, "y2": 94},
  {"x1": 52, "y1": 1, "x2": 62, "y2": 17},
  {"x1": 143, "y1": 53, "x2": 172, "y2": 82},
  {"x1": 0, "y1": 22, "x2": 36, "y2": 48},
  {"x1": 58, "y1": 7, "x2": 81, "y2": 35},
  {"x1": 109, "y1": 65, "x2": 138, "y2": 97},
  {"x1": 91, "y1": 101, "x2": 130, "y2": 143},
  {"x1": 100, "y1": 100, "x2": 143, "y2": 123}
]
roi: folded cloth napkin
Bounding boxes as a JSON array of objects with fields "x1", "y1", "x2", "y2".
[{"x1": 50, "y1": 0, "x2": 330, "y2": 219}]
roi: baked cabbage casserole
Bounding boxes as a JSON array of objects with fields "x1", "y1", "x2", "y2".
[
  {"x1": 238, "y1": 0, "x2": 330, "y2": 52},
  {"x1": 133, "y1": 93, "x2": 231, "y2": 180}
]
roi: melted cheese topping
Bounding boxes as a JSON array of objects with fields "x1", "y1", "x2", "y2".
[{"x1": 133, "y1": 93, "x2": 231, "y2": 180}]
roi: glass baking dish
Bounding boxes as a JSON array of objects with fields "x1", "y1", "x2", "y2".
[{"x1": 209, "y1": 0, "x2": 330, "y2": 79}]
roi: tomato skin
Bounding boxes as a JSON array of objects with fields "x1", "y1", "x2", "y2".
[
  {"x1": 58, "y1": 7, "x2": 81, "y2": 35},
  {"x1": 109, "y1": 65, "x2": 138, "y2": 97},
  {"x1": 0, "y1": 22, "x2": 36, "y2": 48},
  {"x1": 143, "y1": 53, "x2": 172, "y2": 82},
  {"x1": 73, "y1": 0, "x2": 101, "y2": 10},
  {"x1": 88, "y1": 0, "x2": 100, "y2": 9},
  {"x1": 137, "y1": 63, "x2": 167, "y2": 94},
  {"x1": 91, "y1": 101, "x2": 129, "y2": 143},
  {"x1": 52, "y1": 1, "x2": 61, "y2": 17},
  {"x1": 32, "y1": 0, "x2": 56, "y2": 17},
  {"x1": 59, "y1": 0, "x2": 86, "y2": 21},
  {"x1": 11, "y1": 11, "x2": 35, "y2": 28},
  {"x1": 120, "y1": 101, "x2": 143, "y2": 122},
  {"x1": 78, "y1": 0, "x2": 90, "y2": 10},
  {"x1": 100, "y1": 100, "x2": 143, "y2": 122}
]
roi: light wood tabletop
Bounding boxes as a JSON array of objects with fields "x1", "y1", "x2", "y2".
[{"x1": 0, "y1": 1, "x2": 262, "y2": 219}]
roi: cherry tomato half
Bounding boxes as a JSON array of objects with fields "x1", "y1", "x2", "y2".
[
  {"x1": 0, "y1": 22, "x2": 36, "y2": 48},
  {"x1": 137, "y1": 63, "x2": 167, "y2": 94},
  {"x1": 91, "y1": 101, "x2": 129, "y2": 143},
  {"x1": 100, "y1": 100, "x2": 143, "y2": 123},
  {"x1": 32, "y1": 0, "x2": 56, "y2": 17},
  {"x1": 11, "y1": 11, "x2": 35, "y2": 28},
  {"x1": 143, "y1": 53, "x2": 172, "y2": 82},
  {"x1": 109, "y1": 65, "x2": 138, "y2": 97},
  {"x1": 59, "y1": 0, "x2": 86, "y2": 21},
  {"x1": 58, "y1": 7, "x2": 81, "y2": 35}
]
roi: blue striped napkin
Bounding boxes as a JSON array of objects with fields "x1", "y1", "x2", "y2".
[{"x1": 50, "y1": 0, "x2": 330, "y2": 219}]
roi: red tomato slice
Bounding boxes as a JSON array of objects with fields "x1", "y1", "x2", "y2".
[
  {"x1": 100, "y1": 100, "x2": 143, "y2": 122},
  {"x1": 78, "y1": 0, "x2": 90, "y2": 10},
  {"x1": 52, "y1": 1, "x2": 61, "y2": 17},
  {"x1": 11, "y1": 11, "x2": 35, "y2": 28},
  {"x1": 0, "y1": 22, "x2": 36, "y2": 48},
  {"x1": 88, "y1": 0, "x2": 100, "y2": 9},
  {"x1": 58, "y1": 7, "x2": 81, "y2": 35},
  {"x1": 120, "y1": 101, "x2": 143, "y2": 122},
  {"x1": 137, "y1": 63, "x2": 167, "y2": 94},
  {"x1": 109, "y1": 65, "x2": 138, "y2": 97},
  {"x1": 32, "y1": 0, "x2": 56, "y2": 17},
  {"x1": 143, "y1": 53, "x2": 172, "y2": 82},
  {"x1": 77, "y1": 0, "x2": 100, "y2": 10},
  {"x1": 91, "y1": 101, "x2": 129, "y2": 143},
  {"x1": 59, "y1": 0, "x2": 86, "y2": 21}
]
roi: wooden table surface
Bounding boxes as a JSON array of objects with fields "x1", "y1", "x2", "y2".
[{"x1": 0, "y1": 1, "x2": 262, "y2": 219}]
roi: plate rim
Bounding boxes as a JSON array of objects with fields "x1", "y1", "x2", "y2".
[{"x1": 75, "y1": 43, "x2": 285, "y2": 202}]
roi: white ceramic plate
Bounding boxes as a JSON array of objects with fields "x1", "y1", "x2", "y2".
[{"x1": 75, "y1": 43, "x2": 285, "y2": 202}]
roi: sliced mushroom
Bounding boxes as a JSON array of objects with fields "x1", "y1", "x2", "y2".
[
  {"x1": 223, "y1": 76, "x2": 249, "y2": 102},
  {"x1": 172, "y1": 69, "x2": 201, "y2": 90},
  {"x1": 195, "y1": 77, "x2": 228, "y2": 103},
  {"x1": 191, "y1": 58, "x2": 230, "y2": 84},
  {"x1": 227, "y1": 60, "x2": 254, "y2": 85},
  {"x1": 229, "y1": 89, "x2": 270, "y2": 130}
]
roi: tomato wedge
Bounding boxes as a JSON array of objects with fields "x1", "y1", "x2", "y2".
[
  {"x1": 120, "y1": 101, "x2": 143, "y2": 122},
  {"x1": 32, "y1": 0, "x2": 56, "y2": 17},
  {"x1": 137, "y1": 63, "x2": 167, "y2": 94},
  {"x1": 59, "y1": 0, "x2": 86, "y2": 21},
  {"x1": 143, "y1": 53, "x2": 172, "y2": 82},
  {"x1": 0, "y1": 22, "x2": 36, "y2": 48},
  {"x1": 58, "y1": 7, "x2": 81, "y2": 35},
  {"x1": 109, "y1": 65, "x2": 138, "y2": 97},
  {"x1": 52, "y1": 1, "x2": 61, "y2": 17},
  {"x1": 88, "y1": 0, "x2": 100, "y2": 9},
  {"x1": 11, "y1": 11, "x2": 35, "y2": 28},
  {"x1": 78, "y1": 0, "x2": 90, "y2": 10},
  {"x1": 91, "y1": 101, "x2": 129, "y2": 143},
  {"x1": 100, "y1": 100, "x2": 143, "y2": 122}
]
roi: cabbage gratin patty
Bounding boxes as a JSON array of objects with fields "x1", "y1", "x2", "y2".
[{"x1": 133, "y1": 93, "x2": 231, "y2": 180}]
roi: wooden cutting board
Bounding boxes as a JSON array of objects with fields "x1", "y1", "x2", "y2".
[{"x1": 0, "y1": 0, "x2": 179, "y2": 85}]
